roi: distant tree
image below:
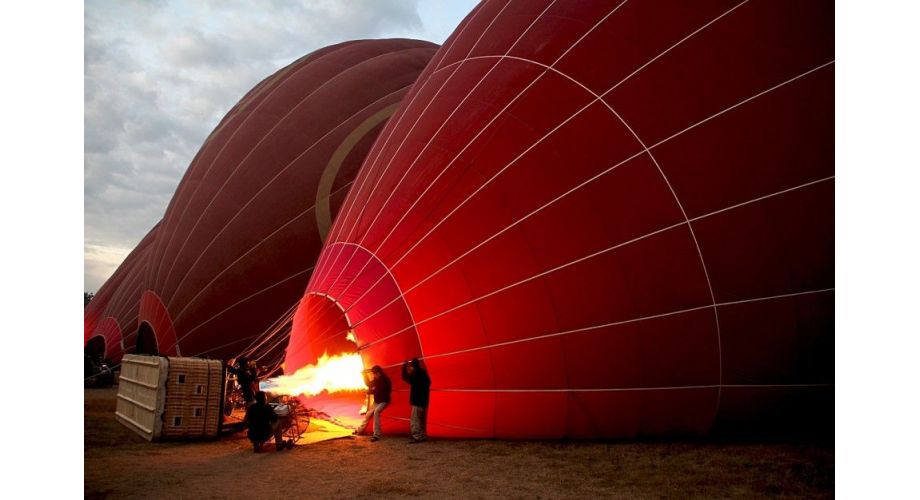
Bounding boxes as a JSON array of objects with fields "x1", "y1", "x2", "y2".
[{"x1": 85, "y1": 292, "x2": 94, "y2": 307}]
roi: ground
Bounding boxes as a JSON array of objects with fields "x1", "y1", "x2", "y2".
[{"x1": 85, "y1": 388, "x2": 833, "y2": 498}]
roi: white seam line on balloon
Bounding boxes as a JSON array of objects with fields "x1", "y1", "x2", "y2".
[
  {"x1": 152, "y1": 305, "x2": 167, "y2": 355},
  {"x1": 115, "y1": 330, "x2": 131, "y2": 357},
  {"x1": 430, "y1": 0, "x2": 494, "y2": 73},
  {"x1": 241, "y1": 328, "x2": 291, "y2": 366},
  {"x1": 107, "y1": 293, "x2": 139, "y2": 331},
  {"x1": 323, "y1": 0, "x2": 743, "y2": 334},
  {"x1": 124, "y1": 300, "x2": 144, "y2": 343},
  {"x1": 377, "y1": 287, "x2": 834, "y2": 369},
  {"x1": 157, "y1": 302, "x2": 177, "y2": 356},
  {"x1": 100, "y1": 238, "x2": 153, "y2": 311},
  {"x1": 246, "y1": 319, "x2": 296, "y2": 361},
  {"x1": 237, "y1": 303, "x2": 299, "y2": 359},
  {"x1": 249, "y1": 325, "x2": 295, "y2": 363},
  {"x1": 355, "y1": 165, "x2": 835, "y2": 352},
  {"x1": 601, "y1": 0, "x2": 751, "y2": 98},
  {"x1": 249, "y1": 326, "x2": 294, "y2": 362},
  {"x1": 108, "y1": 261, "x2": 152, "y2": 321},
  {"x1": 191, "y1": 331, "x2": 269, "y2": 359},
  {"x1": 235, "y1": 301, "x2": 298, "y2": 357},
  {"x1": 691, "y1": 176, "x2": 835, "y2": 223},
  {"x1": 163, "y1": 266, "x2": 313, "y2": 353},
  {"x1": 155, "y1": 47, "x2": 426, "y2": 297},
  {"x1": 648, "y1": 61, "x2": 836, "y2": 151},
  {"x1": 310, "y1": 0, "x2": 521, "y2": 295},
  {"x1": 106, "y1": 276, "x2": 145, "y2": 324},
  {"x1": 718, "y1": 287, "x2": 835, "y2": 307},
  {"x1": 112, "y1": 315, "x2": 136, "y2": 348},
  {"x1": 147, "y1": 43, "x2": 359, "y2": 292},
  {"x1": 322, "y1": 0, "x2": 630, "y2": 320},
  {"x1": 164, "y1": 81, "x2": 415, "y2": 313},
  {"x1": 103, "y1": 260, "x2": 149, "y2": 320},
  {"x1": 307, "y1": 2, "x2": 496, "y2": 289}
]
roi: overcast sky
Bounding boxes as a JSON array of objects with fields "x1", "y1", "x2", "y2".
[{"x1": 84, "y1": 0, "x2": 477, "y2": 293}]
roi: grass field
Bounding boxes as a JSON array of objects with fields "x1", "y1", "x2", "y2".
[{"x1": 85, "y1": 388, "x2": 833, "y2": 498}]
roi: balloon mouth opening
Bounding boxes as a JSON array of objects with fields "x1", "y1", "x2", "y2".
[
  {"x1": 269, "y1": 294, "x2": 368, "y2": 428},
  {"x1": 296, "y1": 333, "x2": 368, "y2": 429}
]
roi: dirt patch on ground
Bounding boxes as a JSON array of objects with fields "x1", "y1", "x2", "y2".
[{"x1": 85, "y1": 388, "x2": 833, "y2": 498}]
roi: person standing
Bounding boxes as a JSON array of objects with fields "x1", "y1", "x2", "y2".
[
  {"x1": 226, "y1": 356, "x2": 257, "y2": 405},
  {"x1": 355, "y1": 365, "x2": 391, "y2": 441},
  {"x1": 401, "y1": 358, "x2": 431, "y2": 443}
]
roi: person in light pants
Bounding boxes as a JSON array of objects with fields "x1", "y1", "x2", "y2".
[
  {"x1": 401, "y1": 358, "x2": 431, "y2": 443},
  {"x1": 355, "y1": 365, "x2": 391, "y2": 441}
]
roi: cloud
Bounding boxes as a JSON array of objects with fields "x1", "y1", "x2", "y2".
[{"x1": 84, "y1": 0, "x2": 476, "y2": 292}]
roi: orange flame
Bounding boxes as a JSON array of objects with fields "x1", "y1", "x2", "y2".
[
  {"x1": 259, "y1": 351, "x2": 365, "y2": 397},
  {"x1": 346, "y1": 331, "x2": 357, "y2": 344}
]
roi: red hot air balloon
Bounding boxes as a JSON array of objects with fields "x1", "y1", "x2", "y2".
[
  {"x1": 286, "y1": 0, "x2": 834, "y2": 438},
  {"x1": 86, "y1": 39, "x2": 438, "y2": 365}
]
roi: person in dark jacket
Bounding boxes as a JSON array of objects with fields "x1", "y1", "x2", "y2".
[
  {"x1": 402, "y1": 358, "x2": 431, "y2": 443},
  {"x1": 245, "y1": 391, "x2": 285, "y2": 452},
  {"x1": 227, "y1": 356, "x2": 257, "y2": 404},
  {"x1": 355, "y1": 365, "x2": 391, "y2": 441}
]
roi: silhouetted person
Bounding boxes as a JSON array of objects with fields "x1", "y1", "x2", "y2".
[
  {"x1": 355, "y1": 365, "x2": 391, "y2": 441},
  {"x1": 402, "y1": 358, "x2": 431, "y2": 443},
  {"x1": 227, "y1": 356, "x2": 257, "y2": 404},
  {"x1": 245, "y1": 391, "x2": 285, "y2": 453}
]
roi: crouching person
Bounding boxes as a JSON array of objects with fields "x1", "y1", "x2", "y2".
[
  {"x1": 355, "y1": 365, "x2": 391, "y2": 442},
  {"x1": 402, "y1": 358, "x2": 431, "y2": 443},
  {"x1": 245, "y1": 391, "x2": 284, "y2": 452}
]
